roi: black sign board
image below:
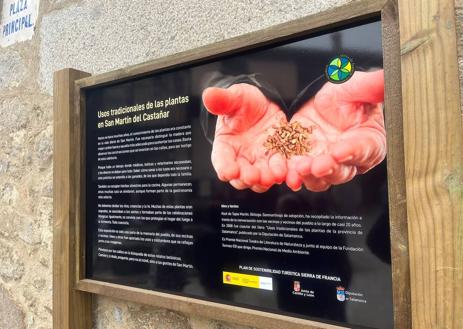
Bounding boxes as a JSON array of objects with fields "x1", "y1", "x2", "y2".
[{"x1": 85, "y1": 18, "x2": 395, "y2": 329}]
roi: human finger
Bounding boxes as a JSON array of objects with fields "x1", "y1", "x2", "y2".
[
  {"x1": 202, "y1": 87, "x2": 240, "y2": 116},
  {"x1": 295, "y1": 156, "x2": 313, "y2": 176},
  {"x1": 202, "y1": 83, "x2": 270, "y2": 117},
  {"x1": 211, "y1": 141, "x2": 240, "y2": 181},
  {"x1": 301, "y1": 174, "x2": 331, "y2": 192},
  {"x1": 330, "y1": 132, "x2": 386, "y2": 171},
  {"x1": 229, "y1": 179, "x2": 249, "y2": 190},
  {"x1": 340, "y1": 70, "x2": 384, "y2": 104},
  {"x1": 315, "y1": 70, "x2": 384, "y2": 108},
  {"x1": 285, "y1": 158, "x2": 303, "y2": 191},
  {"x1": 321, "y1": 164, "x2": 357, "y2": 186},
  {"x1": 255, "y1": 159, "x2": 276, "y2": 188},
  {"x1": 238, "y1": 157, "x2": 260, "y2": 186},
  {"x1": 268, "y1": 152, "x2": 287, "y2": 184},
  {"x1": 311, "y1": 154, "x2": 338, "y2": 178},
  {"x1": 250, "y1": 184, "x2": 271, "y2": 193}
]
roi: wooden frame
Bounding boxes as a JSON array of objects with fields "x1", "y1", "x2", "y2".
[{"x1": 53, "y1": 0, "x2": 462, "y2": 328}]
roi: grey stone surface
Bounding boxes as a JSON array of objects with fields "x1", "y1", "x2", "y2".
[
  {"x1": 18, "y1": 220, "x2": 43, "y2": 245},
  {"x1": 39, "y1": 0, "x2": 350, "y2": 94},
  {"x1": 0, "y1": 93, "x2": 52, "y2": 328},
  {"x1": 127, "y1": 308, "x2": 190, "y2": 329},
  {"x1": 0, "y1": 97, "x2": 30, "y2": 133},
  {"x1": 0, "y1": 183, "x2": 19, "y2": 205},
  {"x1": 0, "y1": 207, "x2": 42, "y2": 246},
  {"x1": 0, "y1": 242, "x2": 25, "y2": 282},
  {"x1": 0, "y1": 207, "x2": 21, "y2": 239},
  {"x1": 0, "y1": 49, "x2": 26, "y2": 89},
  {"x1": 95, "y1": 297, "x2": 192, "y2": 329},
  {"x1": 34, "y1": 127, "x2": 53, "y2": 169},
  {"x1": 189, "y1": 316, "x2": 256, "y2": 329},
  {"x1": 94, "y1": 296, "x2": 257, "y2": 329},
  {"x1": 32, "y1": 279, "x2": 46, "y2": 291},
  {"x1": 0, "y1": 159, "x2": 9, "y2": 174},
  {"x1": 0, "y1": 286, "x2": 25, "y2": 329}
]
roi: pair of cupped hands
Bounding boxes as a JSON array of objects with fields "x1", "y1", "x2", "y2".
[{"x1": 202, "y1": 70, "x2": 386, "y2": 193}]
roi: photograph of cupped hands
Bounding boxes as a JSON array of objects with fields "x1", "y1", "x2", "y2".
[{"x1": 202, "y1": 69, "x2": 386, "y2": 193}]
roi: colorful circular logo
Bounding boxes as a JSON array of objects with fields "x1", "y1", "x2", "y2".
[{"x1": 326, "y1": 55, "x2": 355, "y2": 83}]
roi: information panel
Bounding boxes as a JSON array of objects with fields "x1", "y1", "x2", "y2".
[{"x1": 85, "y1": 18, "x2": 394, "y2": 329}]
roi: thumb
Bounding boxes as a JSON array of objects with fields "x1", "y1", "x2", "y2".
[
  {"x1": 202, "y1": 86, "x2": 240, "y2": 116},
  {"x1": 341, "y1": 70, "x2": 384, "y2": 104},
  {"x1": 315, "y1": 70, "x2": 384, "y2": 110}
]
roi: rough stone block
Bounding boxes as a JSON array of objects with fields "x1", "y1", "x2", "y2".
[
  {"x1": 39, "y1": 0, "x2": 350, "y2": 94},
  {"x1": 0, "y1": 49, "x2": 26, "y2": 89},
  {"x1": 0, "y1": 242, "x2": 25, "y2": 281},
  {"x1": 0, "y1": 98, "x2": 30, "y2": 134},
  {"x1": 0, "y1": 286, "x2": 25, "y2": 329}
]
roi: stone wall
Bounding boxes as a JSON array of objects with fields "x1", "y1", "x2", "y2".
[{"x1": 0, "y1": 0, "x2": 460, "y2": 328}]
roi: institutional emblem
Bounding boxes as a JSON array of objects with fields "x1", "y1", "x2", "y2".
[
  {"x1": 293, "y1": 281, "x2": 301, "y2": 292},
  {"x1": 336, "y1": 286, "x2": 346, "y2": 302},
  {"x1": 326, "y1": 55, "x2": 355, "y2": 83}
]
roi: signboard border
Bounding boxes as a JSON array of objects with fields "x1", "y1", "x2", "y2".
[{"x1": 53, "y1": 0, "x2": 412, "y2": 328}]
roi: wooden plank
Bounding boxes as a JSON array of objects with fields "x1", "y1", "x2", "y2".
[
  {"x1": 53, "y1": 69, "x2": 92, "y2": 329},
  {"x1": 75, "y1": 0, "x2": 388, "y2": 89},
  {"x1": 75, "y1": 83, "x2": 88, "y2": 282},
  {"x1": 76, "y1": 279, "x2": 347, "y2": 329},
  {"x1": 381, "y1": 1, "x2": 412, "y2": 328},
  {"x1": 398, "y1": 0, "x2": 463, "y2": 328}
]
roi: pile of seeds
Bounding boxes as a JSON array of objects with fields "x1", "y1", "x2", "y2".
[{"x1": 264, "y1": 120, "x2": 314, "y2": 159}]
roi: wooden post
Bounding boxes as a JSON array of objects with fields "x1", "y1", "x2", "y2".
[
  {"x1": 398, "y1": 0, "x2": 463, "y2": 328},
  {"x1": 53, "y1": 69, "x2": 92, "y2": 329}
]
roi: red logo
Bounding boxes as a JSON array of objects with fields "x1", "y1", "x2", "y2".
[{"x1": 293, "y1": 281, "x2": 301, "y2": 292}]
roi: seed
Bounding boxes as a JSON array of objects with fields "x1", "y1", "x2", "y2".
[{"x1": 264, "y1": 121, "x2": 315, "y2": 159}]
